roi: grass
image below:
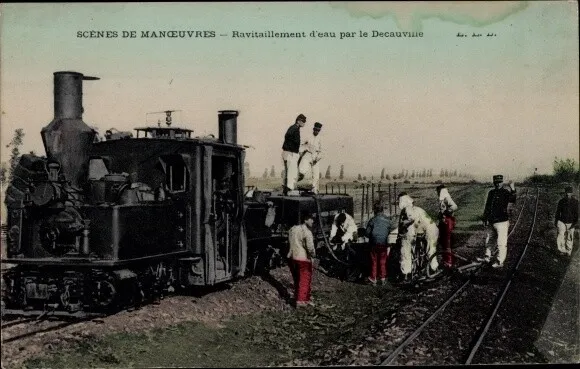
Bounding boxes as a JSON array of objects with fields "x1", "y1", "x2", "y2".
[
  {"x1": 25, "y1": 283, "x2": 397, "y2": 369},
  {"x1": 26, "y1": 318, "x2": 285, "y2": 368},
  {"x1": 451, "y1": 185, "x2": 490, "y2": 231}
]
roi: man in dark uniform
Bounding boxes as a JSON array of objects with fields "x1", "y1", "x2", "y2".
[
  {"x1": 479, "y1": 174, "x2": 516, "y2": 268},
  {"x1": 281, "y1": 114, "x2": 306, "y2": 196},
  {"x1": 555, "y1": 186, "x2": 578, "y2": 256}
]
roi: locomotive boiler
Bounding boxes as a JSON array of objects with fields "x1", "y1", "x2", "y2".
[{"x1": 1, "y1": 71, "x2": 354, "y2": 317}]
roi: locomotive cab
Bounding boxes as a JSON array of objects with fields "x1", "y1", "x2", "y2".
[{"x1": 86, "y1": 109, "x2": 247, "y2": 287}]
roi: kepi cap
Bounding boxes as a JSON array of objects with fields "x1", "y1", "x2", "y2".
[
  {"x1": 314, "y1": 122, "x2": 323, "y2": 129},
  {"x1": 493, "y1": 175, "x2": 503, "y2": 183}
]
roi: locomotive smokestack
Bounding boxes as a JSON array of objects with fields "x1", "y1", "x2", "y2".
[
  {"x1": 218, "y1": 110, "x2": 239, "y2": 145},
  {"x1": 41, "y1": 71, "x2": 100, "y2": 188},
  {"x1": 53, "y1": 71, "x2": 98, "y2": 119}
]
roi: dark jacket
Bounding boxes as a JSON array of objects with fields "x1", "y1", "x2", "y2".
[
  {"x1": 282, "y1": 124, "x2": 301, "y2": 153},
  {"x1": 366, "y1": 214, "x2": 393, "y2": 245},
  {"x1": 555, "y1": 196, "x2": 578, "y2": 225},
  {"x1": 483, "y1": 187, "x2": 516, "y2": 223}
]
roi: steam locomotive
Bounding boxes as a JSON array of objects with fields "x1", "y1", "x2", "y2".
[{"x1": 1, "y1": 71, "x2": 354, "y2": 317}]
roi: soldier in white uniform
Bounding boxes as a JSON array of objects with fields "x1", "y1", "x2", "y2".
[
  {"x1": 298, "y1": 122, "x2": 323, "y2": 194},
  {"x1": 397, "y1": 193, "x2": 440, "y2": 281},
  {"x1": 329, "y1": 211, "x2": 358, "y2": 250}
]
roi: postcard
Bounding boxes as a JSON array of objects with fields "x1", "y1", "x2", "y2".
[{"x1": 1, "y1": 2, "x2": 578, "y2": 368}]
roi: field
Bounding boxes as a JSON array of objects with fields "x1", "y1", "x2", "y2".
[{"x1": 3, "y1": 182, "x2": 577, "y2": 368}]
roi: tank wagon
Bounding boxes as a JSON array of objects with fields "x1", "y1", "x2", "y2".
[{"x1": 2, "y1": 72, "x2": 353, "y2": 317}]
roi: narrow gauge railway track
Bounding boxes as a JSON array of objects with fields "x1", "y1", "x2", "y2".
[
  {"x1": 380, "y1": 187, "x2": 539, "y2": 365},
  {"x1": 1, "y1": 318, "x2": 93, "y2": 344},
  {"x1": 1, "y1": 310, "x2": 101, "y2": 344},
  {"x1": 1, "y1": 317, "x2": 36, "y2": 329}
]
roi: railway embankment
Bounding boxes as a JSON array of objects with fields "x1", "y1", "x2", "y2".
[{"x1": 534, "y1": 238, "x2": 579, "y2": 363}]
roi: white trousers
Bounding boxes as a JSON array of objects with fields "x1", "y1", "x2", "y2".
[
  {"x1": 400, "y1": 226, "x2": 439, "y2": 275},
  {"x1": 485, "y1": 221, "x2": 509, "y2": 264},
  {"x1": 426, "y1": 225, "x2": 439, "y2": 271},
  {"x1": 298, "y1": 152, "x2": 320, "y2": 193},
  {"x1": 556, "y1": 221, "x2": 574, "y2": 254},
  {"x1": 282, "y1": 151, "x2": 299, "y2": 190},
  {"x1": 400, "y1": 233, "x2": 414, "y2": 275}
]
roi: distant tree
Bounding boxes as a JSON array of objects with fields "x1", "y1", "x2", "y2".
[
  {"x1": 429, "y1": 169, "x2": 433, "y2": 177},
  {"x1": 363, "y1": 176, "x2": 367, "y2": 181},
  {"x1": 6, "y1": 128, "x2": 25, "y2": 182},
  {"x1": 392, "y1": 174, "x2": 398, "y2": 180},
  {"x1": 319, "y1": 172, "x2": 322, "y2": 179},
  {"x1": 325, "y1": 165, "x2": 331, "y2": 179},
  {"x1": 0, "y1": 162, "x2": 7, "y2": 191},
  {"x1": 444, "y1": 169, "x2": 449, "y2": 177},
  {"x1": 380, "y1": 168, "x2": 385, "y2": 180},
  {"x1": 339, "y1": 165, "x2": 344, "y2": 180},
  {"x1": 405, "y1": 170, "x2": 409, "y2": 178},
  {"x1": 440, "y1": 169, "x2": 445, "y2": 177},
  {"x1": 385, "y1": 174, "x2": 390, "y2": 180},
  {"x1": 553, "y1": 157, "x2": 579, "y2": 182},
  {"x1": 270, "y1": 165, "x2": 275, "y2": 178},
  {"x1": 453, "y1": 170, "x2": 457, "y2": 177},
  {"x1": 262, "y1": 168, "x2": 268, "y2": 179},
  {"x1": 358, "y1": 173, "x2": 362, "y2": 180},
  {"x1": 411, "y1": 170, "x2": 415, "y2": 178},
  {"x1": 244, "y1": 162, "x2": 251, "y2": 178}
]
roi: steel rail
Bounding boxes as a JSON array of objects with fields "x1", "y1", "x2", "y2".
[
  {"x1": 1, "y1": 320, "x2": 86, "y2": 343},
  {"x1": 380, "y1": 187, "x2": 535, "y2": 366},
  {"x1": 464, "y1": 187, "x2": 540, "y2": 364}
]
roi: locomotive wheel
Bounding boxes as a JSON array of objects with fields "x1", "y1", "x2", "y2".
[{"x1": 90, "y1": 274, "x2": 118, "y2": 311}]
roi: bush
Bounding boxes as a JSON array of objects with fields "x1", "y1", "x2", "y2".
[
  {"x1": 523, "y1": 157, "x2": 580, "y2": 184},
  {"x1": 523, "y1": 174, "x2": 554, "y2": 185},
  {"x1": 553, "y1": 157, "x2": 580, "y2": 183}
]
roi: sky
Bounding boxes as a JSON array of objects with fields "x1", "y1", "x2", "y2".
[{"x1": 0, "y1": 1, "x2": 578, "y2": 181}]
